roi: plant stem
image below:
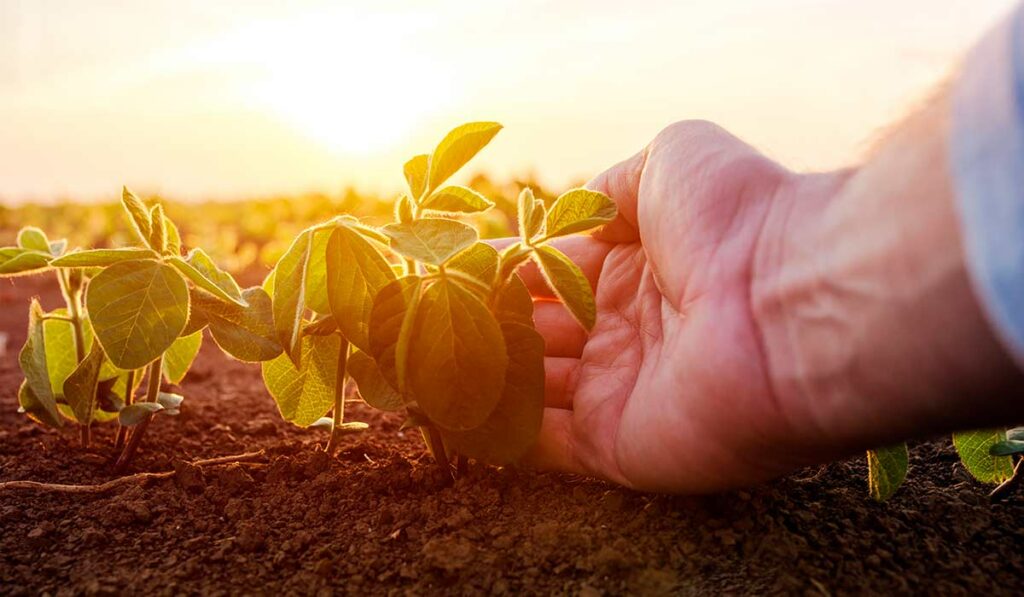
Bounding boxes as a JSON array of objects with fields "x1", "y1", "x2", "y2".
[
  {"x1": 58, "y1": 269, "x2": 91, "y2": 447},
  {"x1": 112, "y1": 369, "x2": 136, "y2": 455},
  {"x1": 113, "y1": 357, "x2": 163, "y2": 472},
  {"x1": 424, "y1": 424, "x2": 453, "y2": 482},
  {"x1": 325, "y1": 337, "x2": 350, "y2": 455}
]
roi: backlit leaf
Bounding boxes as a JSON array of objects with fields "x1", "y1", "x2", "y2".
[
  {"x1": 121, "y1": 186, "x2": 152, "y2": 245},
  {"x1": 63, "y1": 340, "x2": 105, "y2": 425},
  {"x1": 19, "y1": 381, "x2": 63, "y2": 429},
  {"x1": 273, "y1": 231, "x2": 312, "y2": 366},
  {"x1": 516, "y1": 188, "x2": 544, "y2": 241},
  {"x1": 162, "y1": 331, "x2": 202, "y2": 383},
  {"x1": 304, "y1": 229, "x2": 332, "y2": 315},
  {"x1": 164, "y1": 215, "x2": 182, "y2": 256},
  {"x1": 447, "y1": 242, "x2": 498, "y2": 283},
  {"x1": 169, "y1": 248, "x2": 246, "y2": 306},
  {"x1": 422, "y1": 185, "x2": 494, "y2": 213},
  {"x1": 953, "y1": 429, "x2": 1015, "y2": 484},
  {"x1": 349, "y1": 349, "x2": 403, "y2": 411},
  {"x1": 48, "y1": 239, "x2": 68, "y2": 257},
  {"x1": 495, "y1": 273, "x2": 534, "y2": 326},
  {"x1": 303, "y1": 315, "x2": 339, "y2": 336},
  {"x1": 17, "y1": 227, "x2": 50, "y2": 253},
  {"x1": 867, "y1": 443, "x2": 908, "y2": 501},
  {"x1": 0, "y1": 249, "x2": 51, "y2": 276},
  {"x1": 395, "y1": 194, "x2": 414, "y2": 223},
  {"x1": 404, "y1": 154, "x2": 429, "y2": 200},
  {"x1": 149, "y1": 205, "x2": 166, "y2": 253},
  {"x1": 382, "y1": 218, "x2": 477, "y2": 266},
  {"x1": 326, "y1": 225, "x2": 397, "y2": 352},
  {"x1": 406, "y1": 278, "x2": 508, "y2": 431},
  {"x1": 19, "y1": 300, "x2": 62, "y2": 427},
  {"x1": 428, "y1": 122, "x2": 502, "y2": 192},
  {"x1": 443, "y1": 322, "x2": 544, "y2": 464},
  {"x1": 533, "y1": 245, "x2": 596, "y2": 331},
  {"x1": 42, "y1": 310, "x2": 78, "y2": 398},
  {"x1": 368, "y1": 276, "x2": 422, "y2": 389},
  {"x1": 51, "y1": 248, "x2": 159, "y2": 268},
  {"x1": 544, "y1": 188, "x2": 617, "y2": 238},
  {"x1": 86, "y1": 259, "x2": 189, "y2": 370},
  {"x1": 261, "y1": 334, "x2": 341, "y2": 427},
  {"x1": 192, "y1": 287, "x2": 282, "y2": 362}
]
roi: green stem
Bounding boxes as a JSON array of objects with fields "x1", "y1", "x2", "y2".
[
  {"x1": 113, "y1": 357, "x2": 163, "y2": 472},
  {"x1": 112, "y1": 369, "x2": 136, "y2": 455},
  {"x1": 325, "y1": 338, "x2": 350, "y2": 455},
  {"x1": 59, "y1": 269, "x2": 90, "y2": 447}
]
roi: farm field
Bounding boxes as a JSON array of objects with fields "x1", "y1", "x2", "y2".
[{"x1": 0, "y1": 193, "x2": 1023, "y2": 595}]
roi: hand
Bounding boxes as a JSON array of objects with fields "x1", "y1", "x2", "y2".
[{"x1": 516, "y1": 121, "x2": 817, "y2": 492}]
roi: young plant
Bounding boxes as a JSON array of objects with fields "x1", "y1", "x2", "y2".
[
  {"x1": 262, "y1": 122, "x2": 616, "y2": 473},
  {"x1": 4, "y1": 189, "x2": 282, "y2": 469}
]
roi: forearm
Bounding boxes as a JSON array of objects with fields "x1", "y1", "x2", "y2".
[{"x1": 754, "y1": 91, "x2": 1024, "y2": 457}]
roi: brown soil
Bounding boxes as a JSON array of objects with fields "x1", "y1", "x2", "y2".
[{"x1": 1, "y1": 276, "x2": 1023, "y2": 596}]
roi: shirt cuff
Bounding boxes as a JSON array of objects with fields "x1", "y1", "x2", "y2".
[{"x1": 951, "y1": 3, "x2": 1024, "y2": 369}]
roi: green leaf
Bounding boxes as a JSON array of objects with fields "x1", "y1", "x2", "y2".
[
  {"x1": 953, "y1": 429, "x2": 1016, "y2": 484},
  {"x1": 17, "y1": 227, "x2": 50, "y2": 253},
  {"x1": 428, "y1": 122, "x2": 502, "y2": 192},
  {"x1": 182, "y1": 303, "x2": 208, "y2": 336},
  {"x1": 48, "y1": 239, "x2": 68, "y2": 257},
  {"x1": 192, "y1": 287, "x2": 282, "y2": 362},
  {"x1": 866, "y1": 443, "x2": 909, "y2": 501},
  {"x1": 447, "y1": 242, "x2": 498, "y2": 283},
  {"x1": 0, "y1": 249, "x2": 51, "y2": 276},
  {"x1": 121, "y1": 186, "x2": 152, "y2": 245},
  {"x1": 495, "y1": 273, "x2": 535, "y2": 326},
  {"x1": 368, "y1": 276, "x2": 422, "y2": 390},
  {"x1": 119, "y1": 402, "x2": 164, "y2": 426},
  {"x1": 382, "y1": 219, "x2": 477, "y2": 266},
  {"x1": 149, "y1": 205, "x2": 166, "y2": 253},
  {"x1": 422, "y1": 185, "x2": 494, "y2": 213},
  {"x1": 19, "y1": 381, "x2": 63, "y2": 429},
  {"x1": 303, "y1": 315, "x2": 339, "y2": 336},
  {"x1": 404, "y1": 154, "x2": 429, "y2": 200},
  {"x1": 168, "y1": 248, "x2": 246, "y2": 306},
  {"x1": 395, "y1": 194, "x2": 414, "y2": 223},
  {"x1": 42, "y1": 310, "x2": 78, "y2": 398},
  {"x1": 51, "y1": 248, "x2": 159, "y2": 268},
  {"x1": 517, "y1": 187, "x2": 545, "y2": 241},
  {"x1": 406, "y1": 278, "x2": 508, "y2": 431},
  {"x1": 326, "y1": 225, "x2": 397, "y2": 352},
  {"x1": 19, "y1": 300, "x2": 62, "y2": 427},
  {"x1": 533, "y1": 245, "x2": 596, "y2": 331},
  {"x1": 162, "y1": 331, "x2": 202, "y2": 383},
  {"x1": 304, "y1": 229, "x2": 332, "y2": 315},
  {"x1": 62, "y1": 340, "x2": 106, "y2": 425},
  {"x1": 157, "y1": 391, "x2": 184, "y2": 412},
  {"x1": 348, "y1": 350, "x2": 403, "y2": 411},
  {"x1": 990, "y1": 439, "x2": 1024, "y2": 456},
  {"x1": 443, "y1": 322, "x2": 544, "y2": 464},
  {"x1": 544, "y1": 188, "x2": 617, "y2": 238},
  {"x1": 261, "y1": 334, "x2": 341, "y2": 427},
  {"x1": 86, "y1": 259, "x2": 189, "y2": 370},
  {"x1": 273, "y1": 231, "x2": 312, "y2": 366},
  {"x1": 164, "y1": 216, "x2": 182, "y2": 256}
]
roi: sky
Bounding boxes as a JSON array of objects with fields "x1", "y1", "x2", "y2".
[{"x1": 0, "y1": 0, "x2": 1018, "y2": 204}]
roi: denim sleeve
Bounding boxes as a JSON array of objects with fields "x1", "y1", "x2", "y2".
[{"x1": 951, "y1": 3, "x2": 1024, "y2": 369}]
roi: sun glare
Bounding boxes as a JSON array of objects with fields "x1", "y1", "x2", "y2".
[{"x1": 210, "y1": 10, "x2": 455, "y2": 155}]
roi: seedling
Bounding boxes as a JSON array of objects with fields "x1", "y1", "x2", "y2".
[
  {"x1": 262, "y1": 122, "x2": 615, "y2": 472},
  {"x1": 3, "y1": 189, "x2": 282, "y2": 469}
]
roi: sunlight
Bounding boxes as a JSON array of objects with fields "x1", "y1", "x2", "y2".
[{"x1": 221, "y1": 9, "x2": 455, "y2": 155}]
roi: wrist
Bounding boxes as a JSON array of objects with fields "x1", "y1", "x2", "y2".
[{"x1": 752, "y1": 96, "x2": 1024, "y2": 459}]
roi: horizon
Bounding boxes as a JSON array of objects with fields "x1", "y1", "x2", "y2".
[{"x1": 0, "y1": 0, "x2": 1017, "y2": 205}]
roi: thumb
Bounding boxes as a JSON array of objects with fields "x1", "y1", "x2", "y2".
[{"x1": 585, "y1": 149, "x2": 647, "y2": 243}]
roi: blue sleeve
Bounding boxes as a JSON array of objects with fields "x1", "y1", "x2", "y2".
[{"x1": 951, "y1": 3, "x2": 1024, "y2": 369}]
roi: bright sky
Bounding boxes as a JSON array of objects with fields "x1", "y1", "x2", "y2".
[{"x1": 0, "y1": 0, "x2": 1018, "y2": 203}]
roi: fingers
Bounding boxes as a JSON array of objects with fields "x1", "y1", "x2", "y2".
[
  {"x1": 587, "y1": 150, "x2": 647, "y2": 243},
  {"x1": 544, "y1": 356, "x2": 578, "y2": 410},
  {"x1": 534, "y1": 300, "x2": 587, "y2": 357},
  {"x1": 522, "y1": 408, "x2": 586, "y2": 475}
]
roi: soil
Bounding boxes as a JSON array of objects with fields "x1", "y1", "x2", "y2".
[{"x1": 1, "y1": 275, "x2": 1023, "y2": 596}]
